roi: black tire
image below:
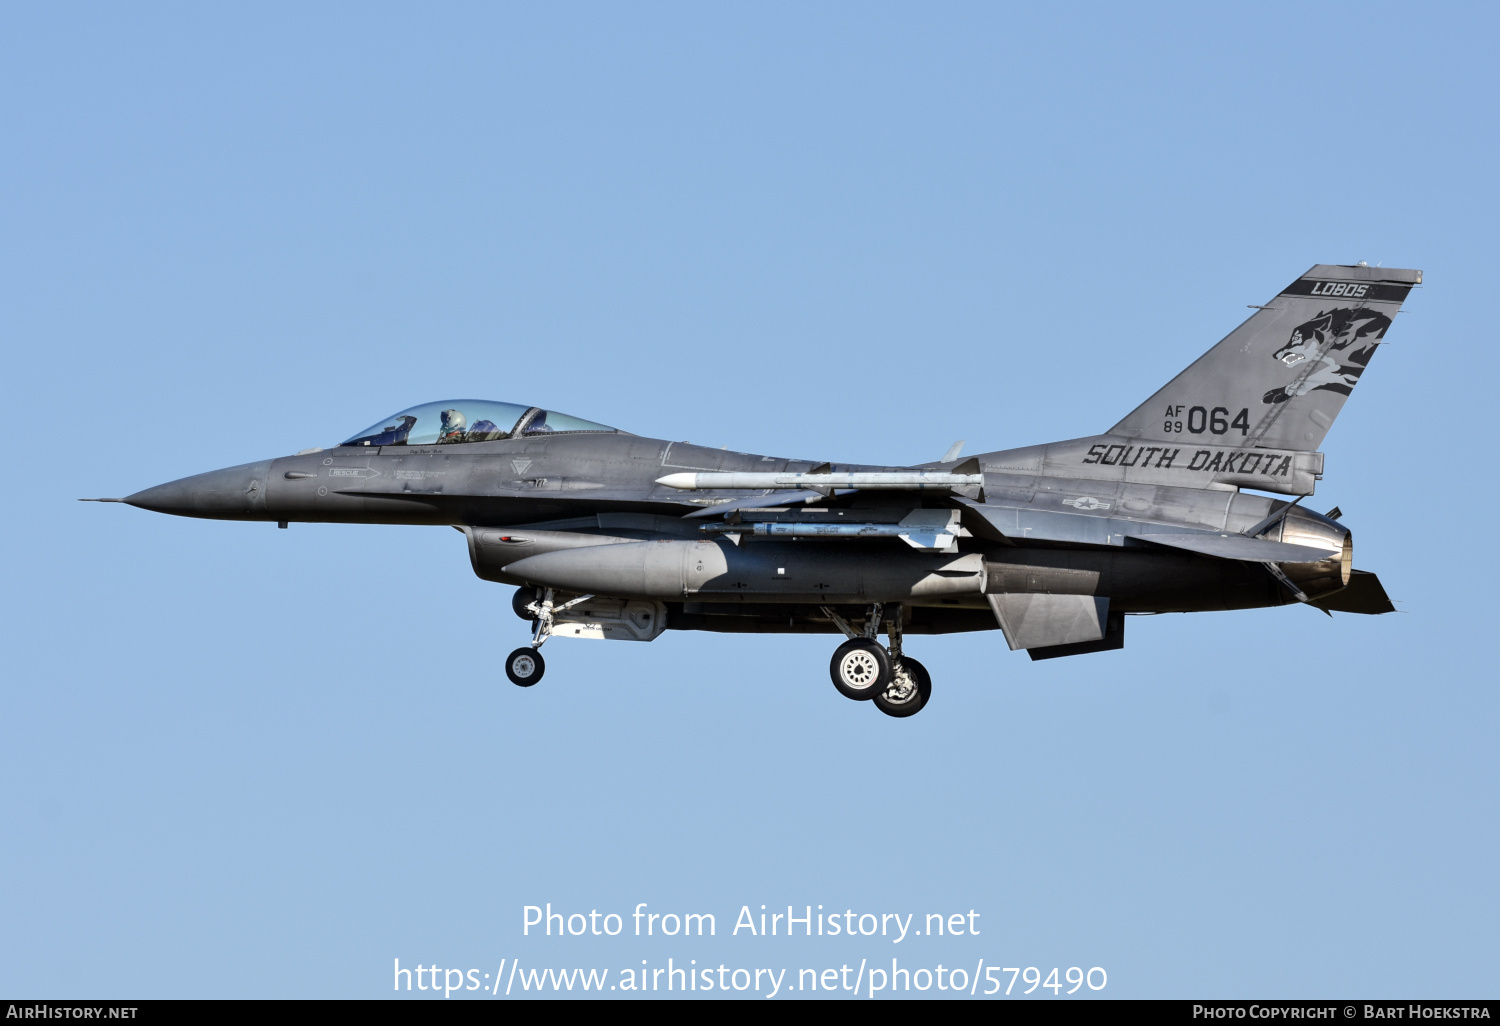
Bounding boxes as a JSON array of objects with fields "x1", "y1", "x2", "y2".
[
  {"x1": 512, "y1": 587, "x2": 539, "y2": 621},
  {"x1": 873, "y1": 657, "x2": 932, "y2": 718},
  {"x1": 505, "y1": 646, "x2": 545, "y2": 687},
  {"x1": 829, "y1": 639, "x2": 891, "y2": 701}
]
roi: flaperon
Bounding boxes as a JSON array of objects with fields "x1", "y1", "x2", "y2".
[{"x1": 96, "y1": 263, "x2": 1417, "y2": 717}]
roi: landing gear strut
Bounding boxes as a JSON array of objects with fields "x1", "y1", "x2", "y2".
[
  {"x1": 504, "y1": 587, "x2": 594, "y2": 688},
  {"x1": 822, "y1": 604, "x2": 932, "y2": 717}
]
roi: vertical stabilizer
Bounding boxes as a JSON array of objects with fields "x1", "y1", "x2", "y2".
[{"x1": 1110, "y1": 264, "x2": 1420, "y2": 451}]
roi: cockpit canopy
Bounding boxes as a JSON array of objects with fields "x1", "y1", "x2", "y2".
[{"x1": 340, "y1": 400, "x2": 618, "y2": 447}]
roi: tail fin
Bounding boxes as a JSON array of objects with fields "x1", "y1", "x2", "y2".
[{"x1": 1110, "y1": 264, "x2": 1421, "y2": 451}]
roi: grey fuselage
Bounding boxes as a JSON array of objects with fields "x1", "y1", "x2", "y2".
[{"x1": 123, "y1": 429, "x2": 1338, "y2": 638}]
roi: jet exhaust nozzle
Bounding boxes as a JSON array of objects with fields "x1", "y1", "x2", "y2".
[{"x1": 1270, "y1": 506, "x2": 1353, "y2": 601}]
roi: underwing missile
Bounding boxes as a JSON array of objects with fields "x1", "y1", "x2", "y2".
[{"x1": 655, "y1": 471, "x2": 982, "y2": 491}]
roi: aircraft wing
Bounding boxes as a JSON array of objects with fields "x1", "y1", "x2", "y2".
[
  {"x1": 1127, "y1": 532, "x2": 1336, "y2": 563},
  {"x1": 948, "y1": 497, "x2": 1339, "y2": 560}
]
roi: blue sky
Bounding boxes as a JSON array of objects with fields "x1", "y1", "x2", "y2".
[{"x1": 2, "y1": 2, "x2": 1496, "y2": 999}]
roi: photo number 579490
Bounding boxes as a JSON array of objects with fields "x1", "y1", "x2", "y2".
[{"x1": 989, "y1": 966, "x2": 1107, "y2": 995}]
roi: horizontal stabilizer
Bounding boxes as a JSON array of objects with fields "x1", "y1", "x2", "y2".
[
  {"x1": 988, "y1": 593, "x2": 1109, "y2": 651},
  {"x1": 1311, "y1": 570, "x2": 1395, "y2": 614},
  {"x1": 1129, "y1": 532, "x2": 1335, "y2": 563}
]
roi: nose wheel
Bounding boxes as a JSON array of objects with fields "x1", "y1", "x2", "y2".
[
  {"x1": 821, "y1": 604, "x2": 932, "y2": 717},
  {"x1": 505, "y1": 647, "x2": 545, "y2": 686}
]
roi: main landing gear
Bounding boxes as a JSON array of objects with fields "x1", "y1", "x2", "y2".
[
  {"x1": 505, "y1": 586, "x2": 593, "y2": 688},
  {"x1": 504, "y1": 588, "x2": 932, "y2": 717},
  {"x1": 822, "y1": 604, "x2": 932, "y2": 718}
]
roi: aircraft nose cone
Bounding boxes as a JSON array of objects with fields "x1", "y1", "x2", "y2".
[{"x1": 125, "y1": 460, "x2": 272, "y2": 519}]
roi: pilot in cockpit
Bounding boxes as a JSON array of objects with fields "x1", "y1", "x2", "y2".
[
  {"x1": 340, "y1": 401, "x2": 615, "y2": 448},
  {"x1": 437, "y1": 409, "x2": 468, "y2": 443}
]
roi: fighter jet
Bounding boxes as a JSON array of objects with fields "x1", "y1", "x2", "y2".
[{"x1": 96, "y1": 264, "x2": 1416, "y2": 717}]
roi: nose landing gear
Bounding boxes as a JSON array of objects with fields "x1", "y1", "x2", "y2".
[
  {"x1": 822, "y1": 604, "x2": 932, "y2": 718},
  {"x1": 504, "y1": 587, "x2": 595, "y2": 688}
]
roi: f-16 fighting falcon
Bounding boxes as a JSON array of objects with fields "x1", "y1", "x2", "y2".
[{"x1": 95, "y1": 264, "x2": 1417, "y2": 717}]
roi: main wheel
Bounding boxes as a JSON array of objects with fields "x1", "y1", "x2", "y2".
[
  {"x1": 505, "y1": 646, "x2": 545, "y2": 687},
  {"x1": 512, "y1": 587, "x2": 539, "y2": 621},
  {"x1": 873, "y1": 657, "x2": 932, "y2": 718},
  {"x1": 830, "y1": 639, "x2": 891, "y2": 701}
]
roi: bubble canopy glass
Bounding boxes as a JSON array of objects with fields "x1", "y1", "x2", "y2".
[{"x1": 339, "y1": 401, "x2": 617, "y2": 447}]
